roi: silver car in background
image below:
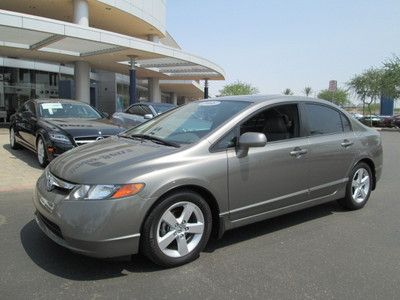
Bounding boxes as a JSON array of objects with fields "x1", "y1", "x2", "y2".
[
  {"x1": 33, "y1": 95, "x2": 383, "y2": 267},
  {"x1": 111, "y1": 102, "x2": 176, "y2": 128}
]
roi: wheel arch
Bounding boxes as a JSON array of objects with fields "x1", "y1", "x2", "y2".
[
  {"x1": 356, "y1": 157, "x2": 376, "y2": 190},
  {"x1": 141, "y1": 184, "x2": 222, "y2": 239}
]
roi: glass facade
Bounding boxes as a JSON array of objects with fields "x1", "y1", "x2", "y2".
[{"x1": 0, "y1": 67, "x2": 69, "y2": 122}]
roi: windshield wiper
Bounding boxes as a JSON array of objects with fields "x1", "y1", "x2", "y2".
[{"x1": 129, "y1": 134, "x2": 180, "y2": 148}]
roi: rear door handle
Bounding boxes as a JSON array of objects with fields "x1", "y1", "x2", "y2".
[
  {"x1": 290, "y1": 147, "x2": 308, "y2": 157},
  {"x1": 341, "y1": 140, "x2": 353, "y2": 148}
]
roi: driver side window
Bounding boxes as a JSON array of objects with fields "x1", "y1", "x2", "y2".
[{"x1": 240, "y1": 104, "x2": 300, "y2": 142}]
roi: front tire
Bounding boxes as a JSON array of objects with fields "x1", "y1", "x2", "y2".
[
  {"x1": 36, "y1": 136, "x2": 48, "y2": 168},
  {"x1": 141, "y1": 190, "x2": 212, "y2": 267},
  {"x1": 338, "y1": 162, "x2": 372, "y2": 210},
  {"x1": 9, "y1": 127, "x2": 21, "y2": 150}
]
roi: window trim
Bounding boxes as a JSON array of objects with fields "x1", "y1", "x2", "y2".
[
  {"x1": 209, "y1": 101, "x2": 307, "y2": 152},
  {"x1": 301, "y1": 101, "x2": 352, "y2": 137}
]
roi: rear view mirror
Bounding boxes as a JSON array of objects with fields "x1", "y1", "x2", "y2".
[
  {"x1": 237, "y1": 132, "x2": 267, "y2": 158},
  {"x1": 144, "y1": 114, "x2": 153, "y2": 120}
]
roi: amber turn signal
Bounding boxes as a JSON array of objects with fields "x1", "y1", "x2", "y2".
[{"x1": 111, "y1": 183, "x2": 145, "y2": 199}]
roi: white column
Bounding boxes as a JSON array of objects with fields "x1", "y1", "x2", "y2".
[
  {"x1": 148, "y1": 78, "x2": 161, "y2": 103},
  {"x1": 147, "y1": 34, "x2": 160, "y2": 43},
  {"x1": 75, "y1": 61, "x2": 90, "y2": 103},
  {"x1": 171, "y1": 92, "x2": 178, "y2": 105},
  {"x1": 73, "y1": 0, "x2": 89, "y2": 26},
  {"x1": 73, "y1": 0, "x2": 90, "y2": 103}
]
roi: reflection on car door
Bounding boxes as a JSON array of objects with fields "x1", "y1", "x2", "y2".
[
  {"x1": 227, "y1": 103, "x2": 311, "y2": 221},
  {"x1": 302, "y1": 103, "x2": 357, "y2": 199}
]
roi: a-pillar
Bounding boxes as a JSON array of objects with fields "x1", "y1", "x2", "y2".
[
  {"x1": 204, "y1": 79, "x2": 209, "y2": 99},
  {"x1": 148, "y1": 78, "x2": 161, "y2": 103},
  {"x1": 73, "y1": 0, "x2": 90, "y2": 103},
  {"x1": 74, "y1": 61, "x2": 90, "y2": 103},
  {"x1": 129, "y1": 56, "x2": 137, "y2": 105}
]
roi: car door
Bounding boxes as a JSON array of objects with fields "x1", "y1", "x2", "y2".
[
  {"x1": 302, "y1": 102, "x2": 358, "y2": 199},
  {"x1": 227, "y1": 103, "x2": 311, "y2": 221},
  {"x1": 24, "y1": 101, "x2": 38, "y2": 148},
  {"x1": 14, "y1": 103, "x2": 30, "y2": 146}
]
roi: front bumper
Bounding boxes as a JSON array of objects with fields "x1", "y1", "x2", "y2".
[{"x1": 33, "y1": 174, "x2": 148, "y2": 258}]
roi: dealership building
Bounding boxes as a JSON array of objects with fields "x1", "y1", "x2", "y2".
[{"x1": 0, "y1": 0, "x2": 225, "y2": 122}]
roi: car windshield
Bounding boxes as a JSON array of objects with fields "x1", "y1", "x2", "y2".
[
  {"x1": 152, "y1": 103, "x2": 176, "y2": 114},
  {"x1": 38, "y1": 102, "x2": 102, "y2": 119},
  {"x1": 123, "y1": 100, "x2": 251, "y2": 145}
]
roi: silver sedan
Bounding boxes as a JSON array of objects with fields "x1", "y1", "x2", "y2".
[{"x1": 33, "y1": 95, "x2": 383, "y2": 267}]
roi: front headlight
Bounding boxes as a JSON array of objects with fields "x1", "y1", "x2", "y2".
[
  {"x1": 70, "y1": 183, "x2": 145, "y2": 200},
  {"x1": 49, "y1": 132, "x2": 71, "y2": 143}
]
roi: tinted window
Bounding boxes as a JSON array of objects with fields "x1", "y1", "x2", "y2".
[
  {"x1": 305, "y1": 104, "x2": 343, "y2": 135},
  {"x1": 26, "y1": 102, "x2": 36, "y2": 115},
  {"x1": 141, "y1": 105, "x2": 152, "y2": 115},
  {"x1": 212, "y1": 129, "x2": 237, "y2": 151},
  {"x1": 341, "y1": 113, "x2": 352, "y2": 132},
  {"x1": 240, "y1": 104, "x2": 300, "y2": 142},
  {"x1": 127, "y1": 105, "x2": 144, "y2": 116}
]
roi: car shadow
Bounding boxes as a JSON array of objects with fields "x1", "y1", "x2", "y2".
[
  {"x1": 20, "y1": 220, "x2": 163, "y2": 281},
  {"x1": 2, "y1": 144, "x2": 42, "y2": 170},
  {"x1": 20, "y1": 201, "x2": 346, "y2": 280}
]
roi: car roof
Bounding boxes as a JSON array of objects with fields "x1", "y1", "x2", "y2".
[{"x1": 201, "y1": 94, "x2": 336, "y2": 105}]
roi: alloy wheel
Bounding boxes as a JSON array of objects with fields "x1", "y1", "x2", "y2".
[
  {"x1": 156, "y1": 201, "x2": 205, "y2": 258},
  {"x1": 10, "y1": 128, "x2": 15, "y2": 147},
  {"x1": 37, "y1": 138, "x2": 45, "y2": 165},
  {"x1": 351, "y1": 168, "x2": 370, "y2": 203}
]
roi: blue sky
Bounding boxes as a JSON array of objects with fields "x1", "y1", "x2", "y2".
[{"x1": 167, "y1": 0, "x2": 400, "y2": 100}]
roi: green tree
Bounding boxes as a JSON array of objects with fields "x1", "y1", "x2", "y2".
[
  {"x1": 304, "y1": 86, "x2": 313, "y2": 97},
  {"x1": 218, "y1": 81, "x2": 259, "y2": 96},
  {"x1": 282, "y1": 88, "x2": 293, "y2": 95},
  {"x1": 317, "y1": 88, "x2": 349, "y2": 106},
  {"x1": 347, "y1": 68, "x2": 384, "y2": 125},
  {"x1": 381, "y1": 55, "x2": 400, "y2": 100}
]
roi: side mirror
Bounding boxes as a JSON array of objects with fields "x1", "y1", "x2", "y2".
[
  {"x1": 237, "y1": 132, "x2": 267, "y2": 158},
  {"x1": 102, "y1": 112, "x2": 110, "y2": 119},
  {"x1": 144, "y1": 114, "x2": 153, "y2": 120}
]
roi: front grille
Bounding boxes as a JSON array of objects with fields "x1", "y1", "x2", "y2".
[
  {"x1": 36, "y1": 211, "x2": 63, "y2": 239},
  {"x1": 74, "y1": 136, "x2": 109, "y2": 146}
]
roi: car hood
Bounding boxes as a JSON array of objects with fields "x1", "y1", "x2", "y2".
[
  {"x1": 42, "y1": 118, "x2": 124, "y2": 137},
  {"x1": 49, "y1": 136, "x2": 180, "y2": 184}
]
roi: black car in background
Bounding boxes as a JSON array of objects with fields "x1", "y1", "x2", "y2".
[
  {"x1": 9, "y1": 99, "x2": 124, "y2": 167},
  {"x1": 111, "y1": 102, "x2": 176, "y2": 128}
]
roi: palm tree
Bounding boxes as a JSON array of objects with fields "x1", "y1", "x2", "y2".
[
  {"x1": 304, "y1": 86, "x2": 312, "y2": 97},
  {"x1": 282, "y1": 88, "x2": 293, "y2": 95}
]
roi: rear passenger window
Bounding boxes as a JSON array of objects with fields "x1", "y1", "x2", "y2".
[
  {"x1": 305, "y1": 104, "x2": 343, "y2": 135},
  {"x1": 340, "y1": 114, "x2": 352, "y2": 132}
]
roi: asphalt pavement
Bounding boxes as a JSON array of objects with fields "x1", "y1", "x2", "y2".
[{"x1": 0, "y1": 131, "x2": 399, "y2": 299}]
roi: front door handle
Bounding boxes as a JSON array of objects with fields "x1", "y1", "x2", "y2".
[
  {"x1": 341, "y1": 140, "x2": 353, "y2": 148},
  {"x1": 290, "y1": 147, "x2": 308, "y2": 158}
]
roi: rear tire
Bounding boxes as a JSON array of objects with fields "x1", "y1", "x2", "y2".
[
  {"x1": 9, "y1": 127, "x2": 21, "y2": 150},
  {"x1": 141, "y1": 190, "x2": 212, "y2": 267},
  {"x1": 338, "y1": 162, "x2": 372, "y2": 210},
  {"x1": 36, "y1": 136, "x2": 48, "y2": 168}
]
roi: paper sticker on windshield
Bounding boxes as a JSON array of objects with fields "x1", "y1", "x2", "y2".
[
  {"x1": 199, "y1": 101, "x2": 221, "y2": 106},
  {"x1": 41, "y1": 103, "x2": 63, "y2": 110}
]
